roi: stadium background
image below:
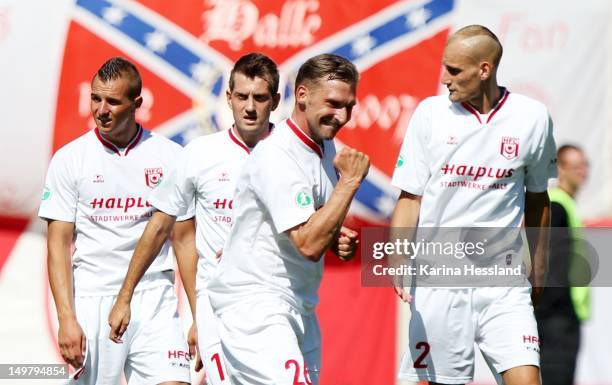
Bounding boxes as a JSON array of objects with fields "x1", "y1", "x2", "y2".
[{"x1": 0, "y1": 0, "x2": 611, "y2": 384}]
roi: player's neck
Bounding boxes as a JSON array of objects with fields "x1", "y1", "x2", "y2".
[
  {"x1": 232, "y1": 124, "x2": 270, "y2": 148},
  {"x1": 290, "y1": 111, "x2": 322, "y2": 145},
  {"x1": 468, "y1": 84, "x2": 502, "y2": 114},
  {"x1": 99, "y1": 122, "x2": 140, "y2": 149}
]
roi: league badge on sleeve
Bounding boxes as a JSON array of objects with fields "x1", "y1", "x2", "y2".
[{"x1": 500, "y1": 137, "x2": 519, "y2": 160}]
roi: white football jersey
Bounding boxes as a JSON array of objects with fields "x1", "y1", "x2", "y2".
[
  {"x1": 207, "y1": 118, "x2": 337, "y2": 315},
  {"x1": 392, "y1": 90, "x2": 557, "y2": 227},
  {"x1": 38, "y1": 127, "x2": 191, "y2": 296},
  {"x1": 148, "y1": 127, "x2": 268, "y2": 292}
]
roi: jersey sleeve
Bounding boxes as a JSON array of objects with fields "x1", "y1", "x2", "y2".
[
  {"x1": 38, "y1": 148, "x2": 78, "y2": 223},
  {"x1": 250, "y1": 147, "x2": 316, "y2": 234},
  {"x1": 148, "y1": 147, "x2": 195, "y2": 221},
  {"x1": 525, "y1": 112, "x2": 557, "y2": 192},
  {"x1": 391, "y1": 101, "x2": 431, "y2": 195}
]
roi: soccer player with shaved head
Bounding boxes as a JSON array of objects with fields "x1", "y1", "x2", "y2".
[{"x1": 391, "y1": 25, "x2": 557, "y2": 385}]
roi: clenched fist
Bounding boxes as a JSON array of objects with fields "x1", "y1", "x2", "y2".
[{"x1": 333, "y1": 147, "x2": 370, "y2": 187}]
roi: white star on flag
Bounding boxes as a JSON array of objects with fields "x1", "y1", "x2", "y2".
[
  {"x1": 351, "y1": 34, "x2": 377, "y2": 57},
  {"x1": 375, "y1": 194, "x2": 396, "y2": 217},
  {"x1": 102, "y1": 6, "x2": 126, "y2": 25},
  {"x1": 145, "y1": 31, "x2": 171, "y2": 53},
  {"x1": 405, "y1": 7, "x2": 431, "y2": 29},
  {"x1": 190, "y1": 62, "x2": 213, "y2": 84}
]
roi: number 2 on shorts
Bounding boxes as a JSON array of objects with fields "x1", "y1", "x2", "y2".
[
  {"x1": 413, "y1": 341, "x2": 430, "y2": 369},
  {"x1": 285, "y1": 359, "x2": 312, "y2": 385}
]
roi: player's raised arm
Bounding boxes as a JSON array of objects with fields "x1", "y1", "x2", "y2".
[
  {"x1": 47, "y1": 219, "x2": 86, "y2": 368},
  {"x1": 287, "y1": 147, "x2": 369, "y2": 262}
]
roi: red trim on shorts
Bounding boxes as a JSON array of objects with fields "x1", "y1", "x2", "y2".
[{"x1": 286, "y1": 118, "x2": 323, "y2": 158}]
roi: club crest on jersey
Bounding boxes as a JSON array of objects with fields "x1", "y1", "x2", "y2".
[
  {"x1": 500, "y1": 137, "x2": 519, "y2": 160},
  {"x1": 144, "y1": 167, "x2": 163, "y2": 188}
]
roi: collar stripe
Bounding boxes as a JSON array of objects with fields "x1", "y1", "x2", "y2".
[
  {"x1": 286, "y1": 118, "x2": 323, "y2": 158},
  {"x1": 228, "y1": 124, "x2": 275, "y2": 154},
  {"x1": 228, "y1": 127, "x2": 250, "y2": 154},
  {"x1": 486, "y1": 88, "x2": 509, "y2": 124},
  {"x1": 461, "y1": 88, "x2": 510, "y2": 124},
  {"x1": 94, "y1": 125, "x2": 143, "y2": 156}
]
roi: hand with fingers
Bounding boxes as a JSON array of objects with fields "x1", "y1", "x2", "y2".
[
  {"x1": 335, "y1": 226, "x2": 359, "y2": 261},
  {"x1": 333, "y1": 147, "x2": 370, "y2": 188},
  {"x1": 58, "y1": 317, "x2": 86, "y2": 369},
  {"x1": 188, "y1": 322, "x2": 203, "y2": 372},
  {"x1": 392, "y1": 272, "x2": 413, "y2": 304},
  {"x1": 108, "y1": 298, "x2": 131, "y2": 344}
]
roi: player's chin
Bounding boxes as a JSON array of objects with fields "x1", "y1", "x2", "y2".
[
  {"x1": 96, "y1": 122, "x2": 113, "y2": 133},
  {"x1": 237, "y1": 119, "x2": 258, "y2": 131},
  {"x1": 319, "y1": 124, "x2": 341, "y2": 140}
]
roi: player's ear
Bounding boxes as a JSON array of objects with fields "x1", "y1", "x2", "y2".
[
  {"x1": 226, "y1": 89, "x2": 233, "y2": 108},
  {"x1": 295, "y1": 84, "x2": 308, "y2": 107},
  {"x1": 480, "y1": 61, "x2": 492, "y2": 81},
  {"x1": 133, "y1": 95, "x2": 143, "y2": 109},
  {"x1": 271, "y1": 93, "x2": 281, "y2": 111}
]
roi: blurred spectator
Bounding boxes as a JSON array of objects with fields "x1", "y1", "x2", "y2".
[{"x1": 536, "y1": 144, "x2": 591, "y2": 385}]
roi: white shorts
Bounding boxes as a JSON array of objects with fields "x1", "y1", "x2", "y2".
[
  {"x1": 398, "y1": 286, "x2": 540, "y2": 384},
  {"x1": 196, "y1": 291, "x2": 230, "y2": 384},
  {"x1": 71, "y1": 284, "x2": 190, "y2": 385},
  {"x1": 216, "y1": 300, "x2": 321, "y2": 385}
]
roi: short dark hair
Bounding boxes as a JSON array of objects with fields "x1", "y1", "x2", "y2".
[
  {"x1": 295, "y1": 54, "x2": 359, "y2": 89},
  {"x1": 558, "y1": 144, "x2": 583, "y2": 163},
  {"x1": 94, "y1": 57, "x2": 142, "y2": 100},
  {"x1": 229, "y1": 53, "x2": 279, "y2": 95}
]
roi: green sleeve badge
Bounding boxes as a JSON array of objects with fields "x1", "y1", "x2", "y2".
[
  {"x1": 396, "y1": 154, "x2": 405, "y2": 168},
  {"x1": 42, "y1": 186, "x2": 52, "y2": 201},
  {"x1": 295, "y1": 191, "x2": 313, "y2": 208}
]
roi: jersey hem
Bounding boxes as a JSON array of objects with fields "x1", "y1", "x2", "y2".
[
  {"x1": 494, "y1": 359, "x2": 540, "y2": 374},
  {"x1": 74, "y1": 271, "x2": 174, "y2": 297}
]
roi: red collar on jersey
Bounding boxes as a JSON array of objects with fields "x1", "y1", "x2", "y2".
[
  {"x1": 286, "y1": 118, "x2": 323, "y2": 158},
  {"x1": 228, "y1": 123, "x2": 274, "y2": 154},
  {"x1": 461, "y1": 88, "x2": 510, "y2": 124},
  {"x1": 94, "y1": 125, "x2": 143, "y2": 156}
]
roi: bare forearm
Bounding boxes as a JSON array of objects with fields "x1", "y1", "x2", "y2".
[
  {"x1": 116, "y1": 211, "x2": 175, "y2": 302},
  {"x1": 173, "y1": 219, "x2": 197, "y2": 318},
  {"x1": 389, "y1": 191, "x2": 421, "y2": 266},
  {"x1": 291, "y1": 179, "x2": 359, "y2": 261},
  {"x1": 525, "y1": 191, "x2": 550, "y2": 285},
  {"x1": 47, "y1": 221, "x2": 76, "y2": 322}
]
